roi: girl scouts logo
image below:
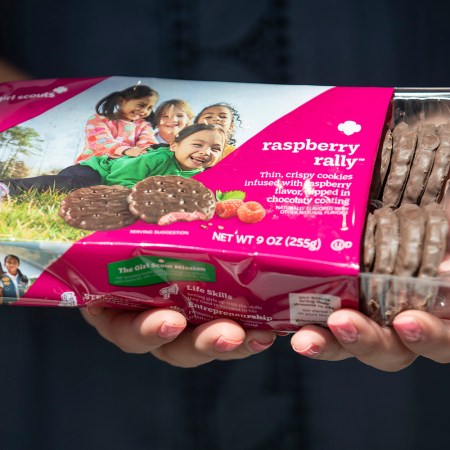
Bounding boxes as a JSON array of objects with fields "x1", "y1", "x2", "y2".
[
  {"x1": 53, "y1": 86, "x2": 68, "y2": 94},
  {"x1": 59, "y1": 291, "x2": 77, "y2": 306}
]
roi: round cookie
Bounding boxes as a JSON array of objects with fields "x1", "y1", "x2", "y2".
[
  {"x1": 59, "y1": 185, "x2": 137, "y2": 230},
  {"x1": 128, "y1": 175, "x2": 216, "y2": 225}
]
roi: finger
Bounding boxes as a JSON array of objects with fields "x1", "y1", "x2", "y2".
[
  {"x1": 393, "y1": 311, "x2": 450, "y2": 363},
  {"x1": 327, "y1": 309, "x2": 417, "y2": 371},
  {"x1": 208, "y1": 328, "x2": 276, "y2": 361},
  {"x1": 81, "y1": 307, "x2": 187, "y2": 353},
  {"x1": 291, "y1": 324, "x2": 353, "y2": 361},
  {"x1": 152, "y1": 319, "x2": 276, "y2": 368}
]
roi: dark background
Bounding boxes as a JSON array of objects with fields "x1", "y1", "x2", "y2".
[{"x1": 1, "y1": 1, "x2": 450, "y2": 449}]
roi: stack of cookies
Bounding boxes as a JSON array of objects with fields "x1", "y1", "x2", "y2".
[{"x1": 362, "y1": 121, "x2": 450, "y2": 324}]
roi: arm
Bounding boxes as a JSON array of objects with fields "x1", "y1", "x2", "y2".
[
  {"x1": 0, "y1": 59, "x2": 28, "y2": 82},
  {"x1": 291, "y1": 308, "x2": 450, "y2": 371},
  {"x1": 135, "y1": 120, "x2": 157, "y2": 149},
  {"x1": 120, "y1": 121, "x2": 157, "y2": 157},
  {"x1": 82, "y1": 116, "x2": 130, "y2": 159},
  {"x1": 79, "y1": 116, "x2": 150, "y2": 161},
  {"x1": 81, "y1": 307, "x2": 276, "y2": 368}
]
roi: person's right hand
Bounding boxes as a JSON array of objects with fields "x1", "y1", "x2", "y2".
[
  {"x1": 291, "y1": 308, "x2": 450, "y2": 372},
  {"x1": 81, "y1": 306, "x2": 276, "y2": 368}
]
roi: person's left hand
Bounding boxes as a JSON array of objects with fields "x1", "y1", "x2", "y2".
[
  {"x1": 0, "y1": 59, "x2": 29, "y2": 82},
  {"x1": 81, "y1": 306, "x2": 276, "y2": 368},
  {"x1": 290, "y1": 308, "x2": 450, "y2": 372}
]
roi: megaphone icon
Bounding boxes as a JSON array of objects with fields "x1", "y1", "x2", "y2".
[{"x1": 159, "y1": 284, "x2": 179, "y2": 299}]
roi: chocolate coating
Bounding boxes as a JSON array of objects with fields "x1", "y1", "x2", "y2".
[
  {"x1": 128, "y1": 175, "x2": 216, "y2": 225},
  {"x1": 373, "y1": 206, "x2": 399, "y2": 274},
  {"x1": 419, "y1": 202, "x2": 448, "y2": 277},
  {"x1": 380, "y1": 129, "x2": 393, "y2": 188},
  {"x1": 402, "y1": 123, "x2": 439, "y2": 205},
  {"x1": 382, "y1": 122, "x2": 418, "y2": 207},
  {"x1": 363, "y1": 212, "x2": 376, "y2": 272},
  {"x1": 370, "y1": 128, "x2": 392, "y2": 199},
  {"x1": 59, "y1": 185, "x2": 137, "y2": 230},
  {"x1": 420, "y1": 123, "x2": 450, "y2": 205},
  {"x1": 393, "y1": 204, "x2": 425, "y2": 276}
]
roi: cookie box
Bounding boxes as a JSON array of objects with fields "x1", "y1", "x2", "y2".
[{"x1": 0, "y1": 77, "x2": 446, "y2": 331}]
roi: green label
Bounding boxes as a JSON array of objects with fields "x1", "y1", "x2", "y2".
[{"x1": 108, "y1": 256, "x2": 216, "y2": 287}]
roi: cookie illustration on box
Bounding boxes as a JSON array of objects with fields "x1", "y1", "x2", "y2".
[
  {"x1": 128, "y1": 175, "x2": 216, "y2": 225},
  {"x1": 59, "y1": 185, "x2": 137, "y2": 230}
]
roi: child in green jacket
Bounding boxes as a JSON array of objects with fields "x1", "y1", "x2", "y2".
[{"x1": 0, "y1": 124, "x2": 225, "y2": 198}]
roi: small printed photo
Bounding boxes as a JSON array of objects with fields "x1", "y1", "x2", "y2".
[
  {"x1": 0, "y1": 254, "x2": 29, "y2": 302},
  {"x1": 0, "y1": 242, "x2": 70, "y2": 303}
]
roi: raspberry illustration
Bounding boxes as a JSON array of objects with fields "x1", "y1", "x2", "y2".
[
  {"x1": 215, "y1": 199, "x2": 244, "y2": 218},
  {"x1": 237, "y1": 201, "x2": 266, "y2": 224}
]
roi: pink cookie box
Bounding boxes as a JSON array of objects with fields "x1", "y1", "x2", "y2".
[{"x1": 0, "y1": 76, "x2": 408, "y2": 331}]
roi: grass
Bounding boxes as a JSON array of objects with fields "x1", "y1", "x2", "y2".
[{"x1": 0, "y1": 189, "x2": 91, "y2": 242}]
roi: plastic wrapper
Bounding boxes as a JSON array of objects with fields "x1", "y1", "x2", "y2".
[{"x1": 1, "y1": 77, "x2": 449, "y2": 330}]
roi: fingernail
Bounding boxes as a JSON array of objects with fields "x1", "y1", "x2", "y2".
[
  {"x1": 330, "y1": 321, "x2": 359, "y2": 344},
  {"x1": 292, "y1": 343, "x2": 322, "y2": 358},
  {"x1": 277, "y1": 331, "x2": 291, "y2": 336},
  {"x1": 86, "y1": 306, "x2": 102, "y2": 317},
  {"x1": 394, "y1": 318, "x2": 423, "y2": 343},
  {"x1": 214, "y1": 336, "x2": 244, "y2": 352},
  {"x1": 248, "y1": 338, "x2": 275, "y2": 353},
  {"x1": 158, "y1": 322, "x2": 184, "y2": 339}
]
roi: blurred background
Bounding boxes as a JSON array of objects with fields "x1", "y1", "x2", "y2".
[{"x1": 1, "y1": 1, "x2": 450, "y2": 449}]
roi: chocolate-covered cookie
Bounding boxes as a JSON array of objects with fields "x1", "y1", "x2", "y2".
[
  {"x1": 402, "y1": 123, "x2": 439, "y2": 205},
  {"x1": 382, "y1": 122, "x2": 418, "y2": 207},
  {"x1": 419, "y1": 202, "x2": 448, "y2": 277},
  {"x1": 393, "y1": 204, "x2": 425, "y2": 276},
  {"x1": 128, "y1": 175, "x2": 216, "y2": 225},
  {"x1": 373, "y1": 206, "x2": 399, "y2": 274},
  {"x1": 364, "y1": 207, "x2": 399, "y2": 323},
  {"x1": 362, "y1": 212, "x2": 376, "y2": 272},
  {"x1": 59, "y1": 185, "x2": 137, "y2": 230},
  {"x1": 380, "y1": 129, "x2": 393, "y2": 190},
  {"x1": 420, "y1": 123, "x2": 450, "y2": 205},
  {"x1": 369, "y1": 128, "x2": 393, "y2": 200}
]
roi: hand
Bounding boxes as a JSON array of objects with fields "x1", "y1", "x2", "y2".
[
  {"x1": 0, "y1": 59, "x2": 29, "y2": 82},
  {"x1": 123, "y1": 147, "x2": 146, "y2": 157},
  {"x1": 81, "y1": 307, "x2": 276, "y2": 368},
  {"x1": 290, "y1": 308, "x2": 450, "y2": 372}
]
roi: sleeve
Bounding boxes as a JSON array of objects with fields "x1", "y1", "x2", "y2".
[
  {"x1": 76, "y1": 115, "x2": 134, "y2": 162},
  {"x1": 135, "y1": 121, "x2": 157, "y2": 149},
  {"x1": 144, "y1": 150, "x2": 177, "y2": 175},
  {"x1": 105, "y1": 151, "x2": 174, "y2": 188}
]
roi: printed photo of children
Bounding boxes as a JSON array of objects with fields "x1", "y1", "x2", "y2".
[{"x1": 0, "y1": 77, "x2": 314, "y2": 240}]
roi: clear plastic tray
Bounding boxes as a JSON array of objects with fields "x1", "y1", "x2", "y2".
[
  {"x1": 360, "y1": 88, "x2": 450, "y2": 325},
  {"x1": 360, "y1": 272, "x2": 450, "y2": 325}
]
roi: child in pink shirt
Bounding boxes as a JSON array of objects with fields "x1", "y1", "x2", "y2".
[{"x1": 75, "y1": 84, "x2": 159, "y2": 163}]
